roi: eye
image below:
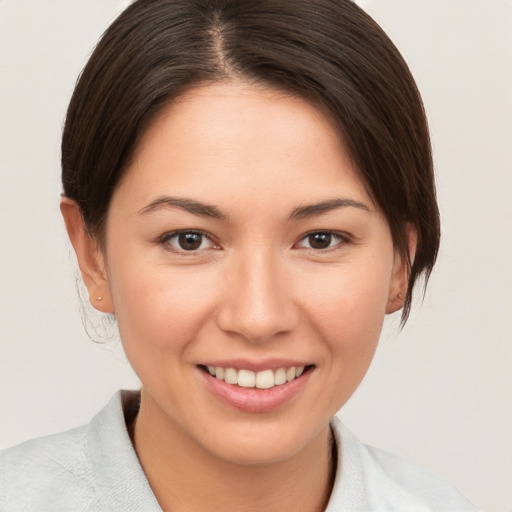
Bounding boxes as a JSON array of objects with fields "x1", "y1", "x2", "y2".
[
  {"x1": 296, "y1": 231, "x2": 349, "y2": 250},
  {"x1": 161, "y1": 231, "x2": 216, "y2": 252}
]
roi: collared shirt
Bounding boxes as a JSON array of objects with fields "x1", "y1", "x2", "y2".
[{"x1": 0, "y1": 390, "x2": 476, "y2": 511}]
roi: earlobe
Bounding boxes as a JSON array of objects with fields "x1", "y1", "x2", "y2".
[
  {"x1": 386, "y1": 224, "x2": 417, "y2": 315},
  {"x1": 60, "y1": 197, "x2": 114, "y2": 313}
]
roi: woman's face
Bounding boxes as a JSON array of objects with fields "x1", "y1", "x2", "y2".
[{"x1": 99, "y1": 82, "x2": 407, "y2": 464}]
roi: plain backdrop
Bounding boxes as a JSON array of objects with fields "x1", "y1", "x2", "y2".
[{"x1": 0, "y1": 1, "x2": 511, "y2": 510}]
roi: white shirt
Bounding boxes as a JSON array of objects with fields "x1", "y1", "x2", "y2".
[{"x1": 0, "y1": 390, "x2": 476, "y2": 511}]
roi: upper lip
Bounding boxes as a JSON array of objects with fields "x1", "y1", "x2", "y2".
[{"x1": 197, "y1": 358, "x2": 313, "y2": 372}]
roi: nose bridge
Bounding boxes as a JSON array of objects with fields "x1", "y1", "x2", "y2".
[{"x1": 217, "y1": 245, "x2": 298, "y2": 342}]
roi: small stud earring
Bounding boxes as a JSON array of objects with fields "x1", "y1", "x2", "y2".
[
  {"x1": 397, "y1": 293, "x2": 403, "y2": 300},
  {"x1": 97, "y1": 297, "x2": 103, "y2": 301}
]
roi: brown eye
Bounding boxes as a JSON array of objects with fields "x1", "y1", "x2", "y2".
[
  {"x1": 178, "y1": 233, "x2": 203, "y2": 250},
  {"x1": 296, "y1": 231, "x2": 348, "y2": 251},
  {"x1": 163, "y1": 231, "x2": 215, "y2": 252},
  {"x1": 308, "y1": 232, "x2": 332, "y2": 249}
]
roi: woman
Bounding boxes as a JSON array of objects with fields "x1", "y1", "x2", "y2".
[{"x1": 0, "y1": 0, "x2": 476, "y2": 510}]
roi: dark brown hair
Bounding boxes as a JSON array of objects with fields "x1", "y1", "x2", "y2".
[{"x1": 62, "y1": 0, "x2": 440, "y2": 323}]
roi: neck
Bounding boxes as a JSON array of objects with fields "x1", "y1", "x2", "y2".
[{"x1": 130, "y1": 388, "x2": 336, "y2": 512}]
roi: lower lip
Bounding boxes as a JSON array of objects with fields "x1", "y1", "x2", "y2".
[{"x1": 199, "y1": 367, "x2": 313, "y2": 413}]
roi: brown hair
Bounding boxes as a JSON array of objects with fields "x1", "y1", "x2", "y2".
[{"x1": 62, "y1": 0, "x2": 440, "y2": 324}]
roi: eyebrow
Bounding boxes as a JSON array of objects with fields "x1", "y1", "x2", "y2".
[
  {"x1": 288, "y1": 198, "x2": 370, "y2": 220},
  {"x1": 138, "y1": 195, "x2": 370, "y2": 221},
  {"x1": 138, "y1": 196, "x2": 228, "y2": 220}
]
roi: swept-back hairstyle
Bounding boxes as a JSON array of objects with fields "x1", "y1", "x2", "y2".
[{"x1": 62, "y1": 0, "x2": 440, "y2": 323}]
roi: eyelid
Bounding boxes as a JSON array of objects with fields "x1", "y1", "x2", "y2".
[
  {"x1": 156, "y1": 229, "x2": 352, "y2": 253},
  {"x1": 158, "y1": 229, "x2": 220, "y2": 253},
  {"x1": 294, "y1": 230, "x2": 352, "y2": 250}
]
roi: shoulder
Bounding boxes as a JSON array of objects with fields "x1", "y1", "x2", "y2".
[
  {"x1": 327, "y1": 417, "x2": 478, "y2": 511},
  {"x1": 0, "y1": 423, "x2": 99, "y2": 511},
  {"x1": 0, "y1": 390, "x2": 158, "y2": 512}
]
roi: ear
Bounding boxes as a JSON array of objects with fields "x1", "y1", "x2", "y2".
[
  {"x1": 386, "y1": 224, "x2": 417, "y2": 315},
  {"x1": 60, "y1": 197, "x2": 114, "y2": 313}
]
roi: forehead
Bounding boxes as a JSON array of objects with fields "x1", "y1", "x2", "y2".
[{"x1": 115, "y1": 81, "x2": 370, "y2": 212}]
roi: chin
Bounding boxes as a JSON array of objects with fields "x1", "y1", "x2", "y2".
[{"x1": 192, "y1": 414, "x2": 331, "y2": 467}]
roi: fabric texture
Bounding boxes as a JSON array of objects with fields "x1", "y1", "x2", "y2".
[{"x1": 0, "y1": 390, "x2": 477, "y2": 511}]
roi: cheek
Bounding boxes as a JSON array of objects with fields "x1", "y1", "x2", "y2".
[
  {"x1": 304, "y1": 259, "x2": 390, "y2": 326},
  {"x1": 108, "y1": 256, "x2": 219, "y2": 357},
  {"x1": 300, "y1": 259, "x2": 391, "y2": 363}
]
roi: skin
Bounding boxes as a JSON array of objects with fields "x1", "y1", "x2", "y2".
[{"x1": 61, "y1": 81, "x2": 412, "y2": 512}]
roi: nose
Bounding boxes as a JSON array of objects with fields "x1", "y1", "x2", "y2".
[{"x1": 216, "y1": 249, "x2": 299, "y2": 343}]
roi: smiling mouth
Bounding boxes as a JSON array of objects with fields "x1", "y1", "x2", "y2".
[{"x1": 199, "y1": 365, "x2": 314, "y2": 390}]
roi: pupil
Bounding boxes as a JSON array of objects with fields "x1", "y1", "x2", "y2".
[
  {"x1": 309, "y1": 232, "x2": 331, "y2": 249},
  {"x1": 179, "y1": 233, "x2": 202, "y2": 250}
]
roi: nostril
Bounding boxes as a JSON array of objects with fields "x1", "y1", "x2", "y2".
[{"x1": 216, "y1": 309, "x2": 300, "y2": 344}]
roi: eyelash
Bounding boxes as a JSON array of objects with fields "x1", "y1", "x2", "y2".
[
  {"x1": 158, "y1": 230, "x2": 218, "y2": 254},
  {"x1": 295, "y1": 231, "x2": 352, "y2": 252},
  {"x1": 157, "y1": 230, "x2": 352, "y2": 254}
]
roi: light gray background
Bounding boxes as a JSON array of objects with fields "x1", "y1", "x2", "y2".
[{"x1": 0, "y1": 1, "x2": 511, "y2": 510}]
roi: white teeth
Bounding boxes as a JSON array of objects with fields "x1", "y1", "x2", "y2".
[
  {"x1": 207, "y1": 365, "x2": 309, "y2": 389},
  {"x1": 238, "y1": 369, "x2": 255, "y2": 388},
  {"x1": 224, "y1": 367, "x2": 238, "y2": 385},
  {"x1": 274, "y1": 368, "x2": 286, "y2": 385},
  {"x1": 255, "y1": 369, "x2": 274, "y2": 389}
]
